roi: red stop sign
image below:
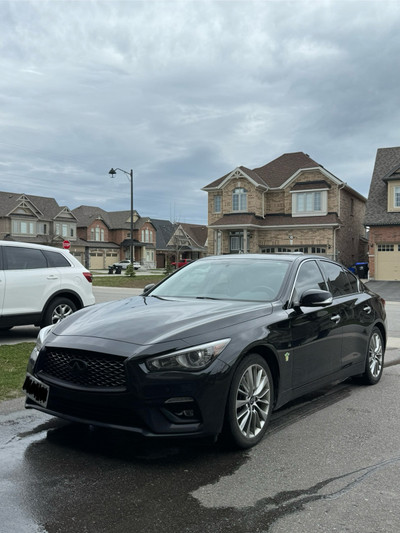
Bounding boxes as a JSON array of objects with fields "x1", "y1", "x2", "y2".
[{"x1": 63, "y1": 240, "x2": 71, "y2": 249}]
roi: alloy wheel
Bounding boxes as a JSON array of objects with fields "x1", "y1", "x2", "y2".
[{"x1": 235, "y1": 363, "x2": 271, "y2": 439}]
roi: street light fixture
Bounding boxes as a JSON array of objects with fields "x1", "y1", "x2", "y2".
[{"x1": 108, "y1": 167, "x2": 134, "y2": 266}]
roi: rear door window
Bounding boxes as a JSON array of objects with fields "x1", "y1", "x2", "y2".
[
  {"x1": 320, "y1": 261, "x2": 355, "y2": 297},
  {"x1": 3, "y1": 246, "x2": 47, "y2": 270}
]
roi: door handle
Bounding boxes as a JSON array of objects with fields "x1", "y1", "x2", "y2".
[
  {"x1": 363, "y1": 306, "x2": 372, "y2": 314},
  {"x1": 331, "y1": 314, "x2": 340, "y2": 324},
  {"x1": 47, "y1": 275, "x2": 58, "y2": 280}
]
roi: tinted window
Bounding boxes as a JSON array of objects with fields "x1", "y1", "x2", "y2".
[
  {"x1": 4, "y1": 246, "x2": 47, "y2": 270},
  {"x1": 293, "y1": 260, "x2": 327, "y2": 302},
  {"x1": 345, "y1": 270, "x2": 359, "y2": 293},
  {"x1": 43, "y1": 250, "x2": 71, "y2": 267},
  {"x1": 320, "y1": 261, "x2": 352, "y2": 296}
]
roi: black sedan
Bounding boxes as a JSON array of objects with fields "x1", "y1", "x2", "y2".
[{"x1": 23, "y1": 254, "x2": 387, "y2": 449}]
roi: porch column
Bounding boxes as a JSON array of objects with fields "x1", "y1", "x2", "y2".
[{"x1": 243, "y1": 229, "x2": 248, "y2": 254}]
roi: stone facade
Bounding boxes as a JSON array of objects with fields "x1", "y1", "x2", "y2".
[{"x1": 203, "y1": 153, "x2": 367, "y2": 267}]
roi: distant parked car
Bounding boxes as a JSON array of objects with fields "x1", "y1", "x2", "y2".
[
  {"x1": 171, "y1": 259, "x2": 194, "y2": 268},
  {"x1": 112, "y1": 260, "x2": 141, "y2": 270},
  {"x1": 0, "y1": 240, "x2": 95, "y2": 329},
  {"x1": 24, "y1": 253, "x2": 386, "y2": 449}
]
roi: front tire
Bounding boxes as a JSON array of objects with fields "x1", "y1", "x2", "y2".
[
  {"x1": 42, "y1": 297, "x2": 77, "y2": 327},
  {"x1": 223, "y1": 354, "x2": 273, "y2": 449},
  {"x1": 360, "y1": 327, "x2": 384, "y2": 385}
]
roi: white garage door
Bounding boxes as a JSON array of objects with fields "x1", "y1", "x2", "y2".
[
  {"x1": 376, "y1": 244, "x2": 400, "y2": 280},
  {"x1": 89, "y1": 252, "x2": 104, "y2": 270}
]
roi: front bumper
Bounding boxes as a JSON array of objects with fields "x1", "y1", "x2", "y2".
[{"x1": 24, "y1": 357, "x2": 232, "y2": 439}]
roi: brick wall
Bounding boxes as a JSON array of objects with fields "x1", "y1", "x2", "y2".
[{"x1": 368, "y1": 226, "x2": 400, "y2": 277}]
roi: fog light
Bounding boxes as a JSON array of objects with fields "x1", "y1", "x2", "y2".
[{"x1": 162, "y1": 397, "x2": 202, "y2": 424}]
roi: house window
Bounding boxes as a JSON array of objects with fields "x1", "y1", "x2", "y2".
[
  {"x1": 142, "y1": 228, "x2": 152, "y2": 243},
  {"x1": 214, "y1": 196, "x2": 222, "y2": 213},
  {"x1": 395, "y1": 186, "x2": 400, "y2": 208},
  {"x1": 292, "y1": 191, "x2": 327, "y2": 216},
  {"x1": 37, "y1": 223, "x2": 48, "y2": 234},
  {"x1": 377, "y1": 244, "x2": 394, "y2": 252},
  {"x1": 232, "y1": 188, "x2": 247, "y2": 211},
  {"x1": 12, "y1": 219, "x2": 35, "y2": 235}
]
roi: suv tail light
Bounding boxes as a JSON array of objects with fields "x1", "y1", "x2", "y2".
[{"x1": 83, "y1": 272, "x2": 93, "y2": 283}]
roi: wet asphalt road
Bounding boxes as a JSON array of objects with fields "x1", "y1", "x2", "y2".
[{"x1": 1, "y1": 283, "x2": 400, "y2": 532}]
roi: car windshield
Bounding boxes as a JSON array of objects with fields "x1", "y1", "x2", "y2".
[{"x1": 151, "y1": 258, "x2": 290, "y2": 301}]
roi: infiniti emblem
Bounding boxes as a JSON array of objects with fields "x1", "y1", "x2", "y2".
[{"x1": 69, "y1": 359, "x2": 88, "y2": 374}]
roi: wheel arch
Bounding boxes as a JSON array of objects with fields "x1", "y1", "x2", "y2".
[
  {"x1": 235, "y1": 343, "x2": 281, "y2": 408},
  {"x1": 42, "y1": 290, "x2": 84, "y2": 317},
  {"x1": 373, "y1": 321, "x2": 387, "y2": 351}
]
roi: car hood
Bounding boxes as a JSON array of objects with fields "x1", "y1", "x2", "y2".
[{"x1": 52, "y1": 295, "x2": 273, "y2": 346}]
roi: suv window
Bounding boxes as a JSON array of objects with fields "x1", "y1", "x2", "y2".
[
  {"x1": 4, "y1": 246, "x2": 47, "y2": 270},
  {"x1": 292, "y1": 260, "x2": 327, "y2": 303},
  {"x1": 43, "y1": 250, "x2": 71, "y2": 267},
  {"x1": 320, "y1": 261, "x2": 357, "y2": 296}
]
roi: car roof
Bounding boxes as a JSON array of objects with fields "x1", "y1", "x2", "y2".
[
  {"x1": 0, "y1": 240, "x2": 68, "y2": 253},
  {"x1": 198, "y1": 253, "x2": 323, "y2": 263}
]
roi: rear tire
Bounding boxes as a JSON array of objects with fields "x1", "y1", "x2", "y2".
[
  {"x1": 359, "y1": 327, "x2": 384, "y2": 385},
  {"x1": 42, "y1": 297, "x2": 77, "y2": 327},
  {"x1": 223, "y1": 353, "x2": 273, "y2": 449}
]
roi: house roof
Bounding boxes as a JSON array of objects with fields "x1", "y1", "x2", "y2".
[
  {"x1": 209, "y1": 212, "x2": 342, "y2": 229},
  {"x1": 178, "y1": 223, "x2": 208, "y2": 247},
  {"x1": 203, "y1": 152, "x2": 322, "y2": 190},
  {"x1": 72, "y1": 206, "x2": 141, "y2": 230},
  {"x1": 0, "y1": 191, "x2": 71, "y2": 220},
  {"x1": 365, "y1": 146, "x2": 400, "y2": 226},
  {"x1": 150, "y1": 219, "x2": 175, "y2": 249}
]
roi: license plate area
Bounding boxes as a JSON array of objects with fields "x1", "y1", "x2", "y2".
[{"x1": 23, "y1": 373, "x2": 49, "y2": 408}]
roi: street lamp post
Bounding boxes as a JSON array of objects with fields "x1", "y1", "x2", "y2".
[{"x1": 108, "y1": 167, "x2": 134, "y2": 266}]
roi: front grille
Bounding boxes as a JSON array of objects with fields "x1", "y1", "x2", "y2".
[{"x1": 36, "y1": 348, "x2": 127, "y2": 390}]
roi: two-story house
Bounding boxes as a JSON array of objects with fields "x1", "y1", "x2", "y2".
[
  {"x1": 203, "y1": 152, "x2": 367, "y2": 267},
  {"x1": 72, "y1": 206, "x2": 157, "y2": 269},
  {"x1": 364, "y1": 146, "x2": 400, "y2": 280},
  {"x1": 0, "y1": 191, "x2": 79, "y2": 246}
]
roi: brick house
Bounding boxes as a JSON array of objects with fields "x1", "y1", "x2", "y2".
[
  {"x1": 72, "y1": 206, "x2": 157, "y2": 269},
  {"x1": 203, "y1": 152, "x2": 367, "y2": 267},
  {"x1": 364, "y1": 146, "x2": 400, "y2": 280}
]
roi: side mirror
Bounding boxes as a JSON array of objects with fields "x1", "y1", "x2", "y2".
[
  {"x1": 142, "y1": 283, "x2": 156, "y2": 296},
  {"x1": 299, "y1": 289, "x2": 333, "y2": 307}
]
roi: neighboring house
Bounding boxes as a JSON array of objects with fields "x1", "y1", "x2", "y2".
[
  {"x1": 72, "y1": 206, "x2": 157, "y2": 269},
  {"x1": 151, "y1": 219, "x2": 208, "y2": 268},
  {"x1": 0, "y1": 192, "x2": 91, "y2": 261},
  {"x1": 202, "y1": 152, "x2": 367, "y2": 267},
  {"x1": 364, "y1": 146, "x2": 400, "y2": 280}
]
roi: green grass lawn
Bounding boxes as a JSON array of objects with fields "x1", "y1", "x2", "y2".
[
  {"x1": 92, "y1": 274, "x2": 166, "y2": 289},
  {"x1": 0, "y1": 343, "x2": 35, "y2": 401}
]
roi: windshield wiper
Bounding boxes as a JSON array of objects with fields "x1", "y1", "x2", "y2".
[{"x1": 196, "y1": 296, "x2": 222, "y2": 300}]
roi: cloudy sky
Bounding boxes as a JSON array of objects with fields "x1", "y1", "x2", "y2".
[{"x1": 1, "y1": 0, "x2": 400, "y2": 225}]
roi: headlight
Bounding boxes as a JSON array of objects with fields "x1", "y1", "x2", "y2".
[
  {"x1": 30, "y1": 325, "x2": 55, "y2": 364},
  {"x1": 145, "y1": 339, "x2": 231, "y2": 372}
]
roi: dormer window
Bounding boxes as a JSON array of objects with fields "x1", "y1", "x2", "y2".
[{"x1": 232, "y1": 188, "x2": 247, "y2": 211}]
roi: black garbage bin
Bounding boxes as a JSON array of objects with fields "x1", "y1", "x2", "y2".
[
  {"x1": 355, "y1": 262, "x2": 369, "y2": 279},
  {"x1": 108, "y1": 265, "x2": 114, "y2": 274},
  {"x1": 115, "y1": 265, "x2": 122, "y2": 274}
]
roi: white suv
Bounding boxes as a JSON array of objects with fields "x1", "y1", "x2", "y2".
[{"x1": 0, "y1": 241, "x2": 95, "y2": 329}]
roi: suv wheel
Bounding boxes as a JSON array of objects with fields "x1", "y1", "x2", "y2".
[{"x1": 42, "y1": 297, "x2": 77, "y2": 327}]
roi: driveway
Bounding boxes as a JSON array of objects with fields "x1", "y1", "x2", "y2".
[{"x1": 365, "y1": 280, "x2": 400, "y2": 301}]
